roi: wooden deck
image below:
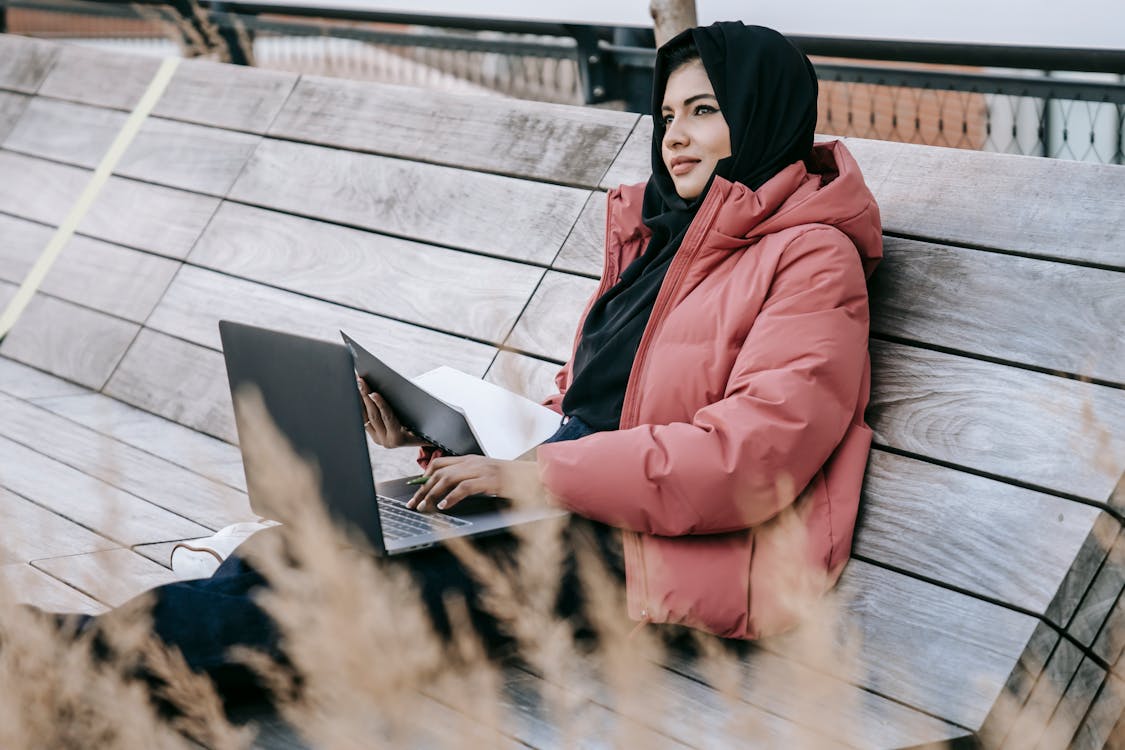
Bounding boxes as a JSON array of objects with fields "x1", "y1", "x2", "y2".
[{"x1": 1, "y1": 32, "x2": 1124, "y2": 748}]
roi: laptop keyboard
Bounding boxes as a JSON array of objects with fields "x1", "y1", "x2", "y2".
[{"x1": 377, "y1": 494, "x2": 471, "y2": 541}]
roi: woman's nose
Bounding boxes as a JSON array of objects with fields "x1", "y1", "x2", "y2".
[{"x1": 664, "y1": 117, "x2": 689, "y2": 148}]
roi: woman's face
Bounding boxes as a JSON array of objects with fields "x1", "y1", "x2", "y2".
[{"x1": 660, "y1": 60, "x2": 732, "y2": 201}]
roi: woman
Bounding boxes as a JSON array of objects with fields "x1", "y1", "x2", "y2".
[
  {"x1": 43, "y1": 21, "x2": 880, "y2": 698},
  {"x1": 365, "y1": 21, "x2": 881, "y2": 640}
]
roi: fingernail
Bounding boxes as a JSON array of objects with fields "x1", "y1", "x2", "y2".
[
  {"x1": 437, "y1": 500, "x2": 447, "y2": 509},
  {"x1": 417, "y1": 500, "x2": 427, "y2": 511}
]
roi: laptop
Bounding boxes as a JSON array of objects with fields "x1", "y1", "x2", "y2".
[{"x1": 218, "y1": 320, "x2": 567, "y2": 556}]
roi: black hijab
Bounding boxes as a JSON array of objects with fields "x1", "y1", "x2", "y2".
[{"x1": 560, "y1": 23, "x2": 819, "y2": 432}]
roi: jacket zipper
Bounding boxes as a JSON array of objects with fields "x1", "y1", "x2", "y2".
[{"x1": 618, "y1": 186, "x2": 724, "y2": 623}]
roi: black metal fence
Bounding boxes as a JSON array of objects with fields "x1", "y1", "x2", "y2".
[{"x1": 3, "y1": 0, "x2": 1123, "y2": 164}]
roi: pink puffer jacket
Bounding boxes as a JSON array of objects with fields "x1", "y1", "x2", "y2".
[{"x1": 536, "y1": 139, "x2": 882, "y2": 639}]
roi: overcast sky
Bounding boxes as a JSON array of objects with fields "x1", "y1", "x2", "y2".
[{"x1": 258, "y1": 0, "x2": 1125, "y2": 49}]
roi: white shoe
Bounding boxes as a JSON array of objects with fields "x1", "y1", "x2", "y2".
[{"x1": 170, "y1": 520, "x2": 279, "y2": 579}]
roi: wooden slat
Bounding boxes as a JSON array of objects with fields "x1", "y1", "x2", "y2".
[
  {"x1": 0, "y1": 562, "x2": 106, "y2": 615},
  {"x1": 1069, "y1": 529, "x2": 1125, "y2": 650},
  {"x1": 856, "y1": 450, "x2": 1107, "y2": 625},
  {"x1": 506, "y1": 271, "x2": 596, "y2": 362},
  {"x1": 33, "y1": 548, "x2": 181, "y2": 608},
  {"x1": 0, "y1": 354, "x2": 89, "y2": 400},
  {"x1": 1093, "y1": 591, "x2": 1125, "y2": 675},
  {"x1": 0, "y1": 392, "x2": 253, "y2": 530},
  {"x1": 104, "y1": 329, "x2": 237, "y2": 443},
  {"x1": 146, "y1": 264, "x2": 496, "y2": 376},
  {"x1": 228, "y1": 138, "x2": 590, "y2": 265},
  {"x1": 269, "y1": 75, "x2": 638, "y2": 188},
  {"x1": 79, "y1": 175, "x2": 220, "y2": 259},
  {"x1": 0, "y1": 34, "x2": 60, "y2": 94},
  {"x1": 0, "y1": 149, "x2": 86, "y2": 225},
  {"x1": 31, "y1": 392, "x2": 247, "y2": 491},
  {"x1": 871, "y1": 237, "x2": 1125, "y2": 384},
  {"x1": 554, "y1": 190, "x2": 606, "y2": 276},
  {"x1": 600, "y1": 115, "x2": 651, "y2": 189},
  {"x1": 153, "y1": 58, "x2": 297, "y2": 134},
  {"x1": 1073, "y1": 674, "x2": 1125, "y2": 750},
  {"x1": 0, "y1": 293, "x2": 139, "y2": 390},
  {"x1": 5, "y1": 98, "x2": 261, "y2": 196},
  {"x1": 0, "y1": 214, "x2": 180, "y2": 322},
  {"x1": 1034, "y1": 655, "x2": 1107, "y2": 750},
  {"x1": 3, "y1": 95, "x2": 125, "y2": 167},
  {"x1": 764, "y1": 559, "x2": 1040, "y2": 732},
  {"x1": 843, "y1": 137, "x2": 1125, "y2": 269},
  {"x1": 36, "y1": 43, "x2": 161, "y2": 111},
  {"x1": 0, "y1": 486, "x2": 117, "y2": 564},
  {"x1": 0, "y1": 90, "x2": 30, "y2": 141},
  {"x1": 869, "y1": 339, "x2": 1125, "y2": 507},
  {"x1": 1000, "y1": 638, "x2": 1086, "y2": 748},
  {"x1": 120, "y1": 116, "x2": 261, "y2": 196},
  {"x1": 0, "y1": 434, "x2": 210, "y2": 547},
  {"x1": 666, "y1": 649, "x2": 968, "y2": 748},
  {"x1": 187, "y1": 201, "x2": 543, "y2": 342},
  {"x1": 485, "y1": 352, "x2": 563, "y2": 405}
]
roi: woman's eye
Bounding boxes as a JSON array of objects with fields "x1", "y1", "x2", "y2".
[
  {"x1": 662, "y1": 114, "x2": 674, "y2": 126},
  {"x1": 694, "y1": 105, "x2": 717, "y2": 116}
]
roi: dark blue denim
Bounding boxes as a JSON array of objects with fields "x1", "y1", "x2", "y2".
[{"x1": 83, "y1": 415, "x2": 614, "y2": 702}]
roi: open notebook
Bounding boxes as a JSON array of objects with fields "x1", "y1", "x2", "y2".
[{"x1": 343, "y1": 332, "x2": 561, "y2": 460}]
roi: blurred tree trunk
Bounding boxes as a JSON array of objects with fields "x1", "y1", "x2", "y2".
[{"x1": 649, "y1": 0, "x2": 697, "y2": 47}]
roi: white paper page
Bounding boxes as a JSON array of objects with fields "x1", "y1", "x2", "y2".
[{"x1": 411, "y1": 367, "x2": 561, "y2": 460}]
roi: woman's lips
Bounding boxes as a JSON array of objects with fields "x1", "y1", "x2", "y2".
[{"x1": 670, "y1": 159, "x2": 700, "y2": 176}]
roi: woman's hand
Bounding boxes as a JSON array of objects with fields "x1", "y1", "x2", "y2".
[
  {"x1": 356, "y1": 375, "x2": 430, "y2": 449},
  {"x1": 408, "y1": 455, "x2": 551, "y2": 512}
]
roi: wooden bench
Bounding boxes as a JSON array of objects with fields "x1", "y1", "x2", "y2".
[{"x1": 1, "y1": 32, "x2": 1123, "y2": 748}]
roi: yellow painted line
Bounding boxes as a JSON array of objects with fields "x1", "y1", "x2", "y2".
[{"x1": 0, "y1": 56, "x2": 181, "y2": 339}]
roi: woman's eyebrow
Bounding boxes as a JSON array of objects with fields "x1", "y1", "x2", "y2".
[{"x1": 661, "y1": 93, "x2": 718, "y2": 110}]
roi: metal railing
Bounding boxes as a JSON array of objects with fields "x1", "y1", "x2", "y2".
[{"x1": 3, "y1": 0, "x2": 1123, "y2": 164}]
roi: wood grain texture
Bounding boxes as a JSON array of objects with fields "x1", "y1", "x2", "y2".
[
  {"x1": 146, "y1": 265, "x2": 496, "y2": 377},
  {"x1": 1000, "y1": 638, "x2": 1085, "y2": 749},
  {"x1": 1034, "y1": 655, "x2": 1106, "y2": 750},
  {"x1": 505, "y1": 271, "x2": 596, "y2": 362},
  {"x1": 79, "y1": 176, "x2": 220, "y2": 259},
  {"x1": 666, "y1": 649, "x2": 968, "y2": 748},
  {"x1": 1093, "y1": 590, "x2": 1125, "y2": 675},
  {"x1": 118, "y1": 117, "x2": 261, "y2": 196},
  {"x1": 1072, "y1": 674, "x2": 1125, "y2": 750},
  {"x1": 763, "y1": 559, "x2": 1039, "y2": 731},
  {"x1": 553, "y1": 190, "x2": 607, "y2": 276},
  {"x1": 1069, "y1": 529, "x2": 1125, "y2": 649},
  {"x1": 153, "y1": 59, "x2": 297, "y2": 134},
  {"x1": 188, "y1": 202, "x2": 542, "y2": 342},
  {"x1": 0, "y1": 149, "x2": 87, "y2": 225},
  {"x1": 600, "y1": 115, "x2": 652, "y2": 189},
  {"x1": 2, "y1": 95, "x2": 125, "y2": 168},
  {"x1": 269, "y1": 75, "x2": 637, "y2": 187},
  {"x1": 843, "y1": 137, "x2": 1125, "y2": 268},
  {"x1": 36, "y1": 43, "x2": 160, "y2": 111},
  {"x1": 0, "y1": 393, "x2": 253, "y2": 530},
  {"x1": 228, "y1": 138, "x2": 590, "y2": 265},
  {"x1": 104, "y1": 329, "x2": 237, "y2": 443},
  {"x1": 0, "y1": 434, "x2": 210, "y2": 547},
  {"x1": 0, "y1": 214, "x2": 180, "y2": 322},
  {"x1": 32, "y1": 392, "x2": 247, "y2": 491},
  {"x1": 33, "y1": 548, "x2": 181, "y2": 608},
  {"x1": 856, "y1": 449, "x2": 1105, "y2": 623},
  {"x1": 485, "y1": 351, "x2": 564, "y2": 405},
  {"x1": 0, "y1": 355, "x2": 89, "y2": 400},
  {"x1": 868, "y1": 340, "x2": 1125, "y2": 506},
  {"x1": 0, "y1": 293, "x2": 139, "y2": 390},
  {"x1": 0, "y1": 562, "x2": 106, "y2": 615},
  {"x1": 872, "y1": 238, "x2": 1125, "y2": 384},
  {"x1": 0, "y1": 34, "x2": 60, "y2": 94},
  {"x1": 0, "y1": 90, "x2": 30, "y2": 141},
  {"x1": 0, "y1": 279, "x2": 13, "y2": 312},
  {"x1": 0, "y1": 486, "x2": 117, "y2": 564}
]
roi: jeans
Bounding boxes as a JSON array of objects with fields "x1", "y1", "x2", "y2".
[{"x1": 81, "y1": 415, "x2": 617, "y2": 702}]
